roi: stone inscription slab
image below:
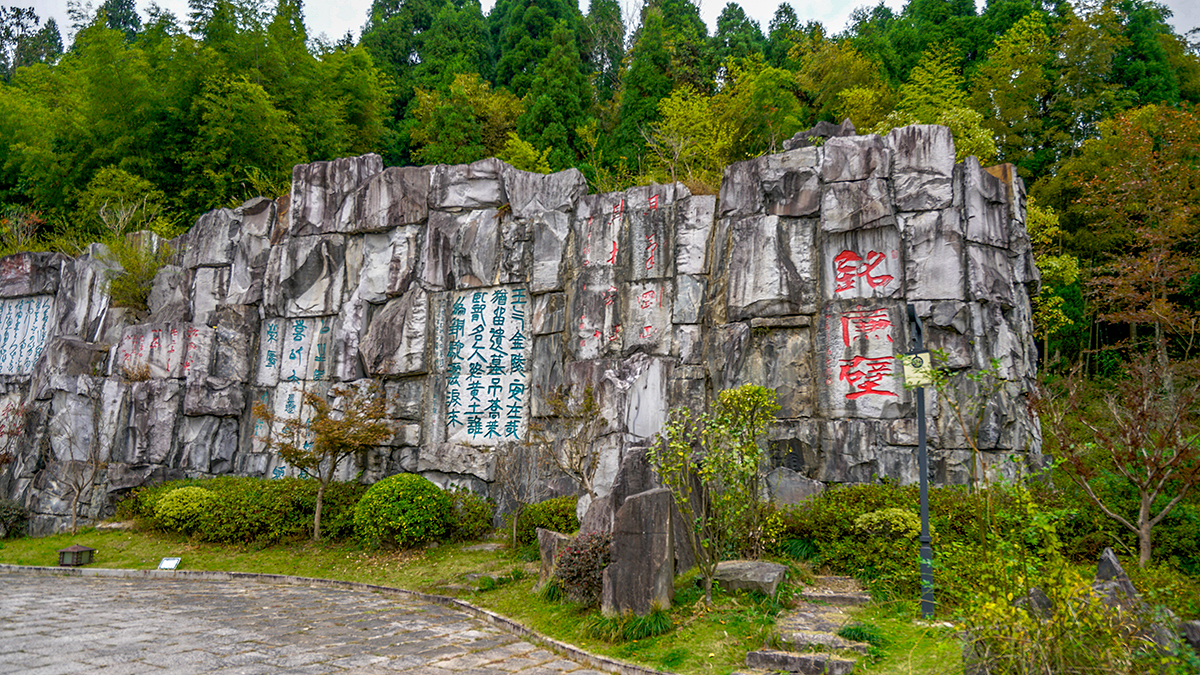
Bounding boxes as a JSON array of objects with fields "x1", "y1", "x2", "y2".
[
  {"x1": 822, "y1": 304, "x2": 906, "y2": 418},
  {"x1": 255, "y1": 317, "x2": 335, "y2": 386},
  {"x1": 0, "y1": 296, "x2": 53, "y2": 375},
  {"x1": 445, "y1": 286, "x2": 530, "y2": 445}
]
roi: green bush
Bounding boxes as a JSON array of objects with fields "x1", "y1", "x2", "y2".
[
  {"x1": 854, "y1": 508, "x2": 922, "y2": 539},
  {"x1": 102, "y1": 236, "x2": 175, "y2": 312},
  {"x1": 1037, "y1": 471, "x2": 1200, "y2": 575},
  {"x1": 963, "y1": 564, "x2": 1195, "y2": 674},
  {"x1": 583, "y1": 607, "x2": 673, "y2": 642},
  {"x1": 445, "y1": 488, "x2": 495, "y2": 542},
  {"x1": 554, "y1": 532, "x2": 611, "y2": 606},
  {"x1": 154, "y1": 487, "x2": 215, "y2": 534},
  {"x1": 116, "y1": 476, "x2": 367, "y2": 543},
  {"x1": 0, "y1": 498, "x2": 28, "y2": 539},
  {"x1": 354, "y1": 473, "x2": 451, "y2": 548},
  {"x1": 515, "y1": 495, "x2": 579, "y2": 545},
  {"x1": 779, "y1": 482, "x2": 1065, "y2": 601}
]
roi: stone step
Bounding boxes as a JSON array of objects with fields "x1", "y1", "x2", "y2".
[
  {"x1": 746, "y1": 649, "x2": 856, "y2": 675},
  {"x1": 799, "y1": 590, "x2": 872, "y2": 606},
  {"x1": 801, "y1": 576, "x2": 871, "y2": 606},
  {"x1": 780, "y1": 630, "x2": 871, "y2": 654}
]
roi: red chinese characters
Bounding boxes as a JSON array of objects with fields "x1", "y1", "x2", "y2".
[
  {"x1": 833, "y1": 250, "x2": 894, "y2": 293},
  {"x1": 840, "y1": 308, "x2": 893, "y2": 345},
  {"x1": 838, "y1": 356, "x2": 897, "y2": 400}
]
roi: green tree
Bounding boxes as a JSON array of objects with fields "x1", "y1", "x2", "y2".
[
  {"x1": 764, "y1": 2, "x2": 801, "y2": 69},
  {"x1": 1041, "y1": 356, "x2": 1200, "y2": 568},
  {"x1": 874, "y1": 45, "x2": 997, "y2": 163},
  {"x1": 1068, "y1": 104, "x2": 1200, "y2": 367},
  {"x1": 410, "y1": 72, "x2": 523, "y2": 165},
  {"x1": 792, "y1": 29, "x2": 893, "y2": 127},
  {"x1": 710, "y1": 2, "x2": 765, "y2": 76},
  {"x1": 646, "y1": 84, "x2": 734, "y2": 188},
  {"x1": 183, "y1": 75, "x2": 305, "y2": 212},
  {"x1": 583, "y1": 0, "x2": 623, "y2": 102},
  {"x1": 970, "y1": 11, "x2": 1054, "y2": 176},
  {"x1": 254, "y1": 383, "x2": 392, "y2": 541},
  {"x1": 97, "y1": 0, "x2": 141, "y2": 39},
  {"x1": 715, "y1": 56, "x2": 804, "y2": 159},
  {"x1": 516, "y1": 22, "x2": 591, "y2": 170},
  {"x1": 1026, "y1": 197, "x2": 1081, "y2": 363},
  {"x1": 490, "y1": 0, "x2": 584, "y2": 98},
  {"x1": 1110, "y1": 0, "x2": 1181, "y2": 106},
  {"x1": 608, "y1": 8, "x2": 673, "y2": 162},
  {"x1": 649, "y1": 384, "x2": 780, "y2": 603}
]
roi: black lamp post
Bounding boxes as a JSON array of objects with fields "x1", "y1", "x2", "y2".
[{"x1": 906, "y1": 303, "x2": 935, "y2": 618}]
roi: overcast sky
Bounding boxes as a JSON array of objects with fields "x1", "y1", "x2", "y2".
[{"x1": 17, "y1": 0, "x2": 1200, "y2": 59}]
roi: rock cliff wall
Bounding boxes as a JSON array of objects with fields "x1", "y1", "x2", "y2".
[{"x1": 0, "y1": 124, "x2": 1043, "y2": 535}]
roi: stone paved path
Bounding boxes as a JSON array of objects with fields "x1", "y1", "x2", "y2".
[{"x1": 0, "y1": 572, "x2": 609, "y2": 675}]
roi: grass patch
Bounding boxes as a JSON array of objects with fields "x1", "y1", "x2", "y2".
[{"x1": 845, "y1": 602, "x2": 962, "y2": 675}]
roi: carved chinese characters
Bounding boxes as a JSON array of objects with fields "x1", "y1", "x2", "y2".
[
  {"x1": 822, "y1": 304, "x2": 906, "y2": 418},
  {"x1": 444, "y1": 287, "x2": 530, "y2": 445},
  {"x1": 0, "y1": 296, "x2": 53, "y2": 375},
  {"x1": 254, "y1": 317, "x2": 335, "y2": 386}
]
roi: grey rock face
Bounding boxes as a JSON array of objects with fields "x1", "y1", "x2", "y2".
[
  {"x1": 183, "y1": 208, "x2": 241, "y2": 268},
  {"x1": 1, "y1": 123, "x2": 1042, "y2": 534},
  {"x1": 601, "y1": 487, "x2": 674, "y2": 616},
  {"x1": 360, "y1": 288, "x2": 428, "y2": 376},
  {"x1": 537, "y1": 527, "x2": 573, "y2": 585},
  {"x1": 290, "y1": 154, "x2": 384, "y2": 236},
  {"x1": 763, "y1": 467, "x2": 826, "y2": 506},
  {"x1": 0, "y1": 251, "x2": 67, "y2": 298},
  {"x1": 783, "y1": 118, "x2": 857, "y2": 150},
  {"x1": 431, "y1": 158, "x2": 507, "y2": 210},
  {"x1": 336, "y1": 166, "x2": 430, "y2": 233},
  {"x1": 264, "y1": 234, "x2": 347, "y2": 317}
]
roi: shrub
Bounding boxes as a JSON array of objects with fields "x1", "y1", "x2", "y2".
[
  {"x1": 116, "y1": 478, "x2": 206, "y2": 522},
  {"x1": 554, "y1": 531, "x2": 611, "y2": 605},
  {"x1": 117, "y1": 477, "x2": 367, "y2": 543},
  {"x1": 514, "y1": 495, "x2": 578, "y2": 545},
  {"x1": 102, "y1": 236, "x2": 175, "y2": 311},
  {"x1": 0, "y1": 498, "x2": 28, "y2": 539},
  {"x1": 963, "y1": 564, "x2": 1194, "y2": 674},
  {"x1": 854, "y1": 508, "x2": 922, "y2": 539},
  {"x1": 154, "y1": 487, "x2": 215, "y2": 534},
  {"x1": 354, "y1": 473, "x2": 451, "y2": 548},
  {"x1": 445, "y1": 487, "x2": 495, "y2": 542}
]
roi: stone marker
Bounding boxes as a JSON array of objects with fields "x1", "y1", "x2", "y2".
[{"x1": 601, "y1": 487, "x2": 674, "y2": 616}]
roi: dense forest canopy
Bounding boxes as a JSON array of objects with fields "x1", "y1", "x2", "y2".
[{"x1": 0, "y1": 0, "x2": 1198, "y2": 368}]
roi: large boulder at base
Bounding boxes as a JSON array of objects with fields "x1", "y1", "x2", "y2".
[
  {"x1": 715, "y1": 560, "x2": 788, "y2": 597},
  {"x1": 602, "y1": 488, "x2": 674, "y2": 616}
]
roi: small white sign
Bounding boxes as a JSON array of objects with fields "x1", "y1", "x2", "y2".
[{"x1": 158, "y1": 557, "x2": 181, "y2": 570}]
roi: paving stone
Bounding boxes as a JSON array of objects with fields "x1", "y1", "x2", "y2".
[{"x1": 0, "y1": 573, "x2": 615, "y2": 675}]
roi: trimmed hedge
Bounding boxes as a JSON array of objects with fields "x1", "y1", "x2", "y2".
[{"x1": 116, "y1": 476, "x2": 367, "y2": 544}]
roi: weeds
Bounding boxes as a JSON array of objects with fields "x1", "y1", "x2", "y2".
[{"x1": 583, "y1": 607, "x2": 673, "y2": 642}]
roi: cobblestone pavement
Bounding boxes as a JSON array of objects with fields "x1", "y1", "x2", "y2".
[{"x1": 0, "y1": 572, "x2": 609, "y2": 675}]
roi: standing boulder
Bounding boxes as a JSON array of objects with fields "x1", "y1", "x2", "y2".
[{"x1": 601, "y1": 487, "x2": 674, "y2": 616}]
